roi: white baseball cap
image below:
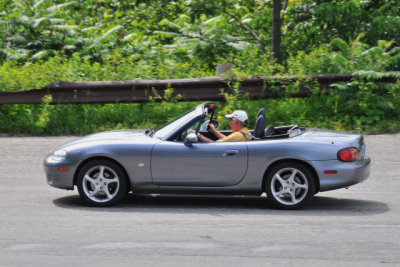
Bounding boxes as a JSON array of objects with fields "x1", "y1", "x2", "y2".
[{"x1": 225, "y1": 110, "x2": 248, "y2": 123}]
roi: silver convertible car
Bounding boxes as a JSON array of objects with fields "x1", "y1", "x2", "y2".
[{"x1": 44, "y1": 103, "x2": 371, "y2": 209}]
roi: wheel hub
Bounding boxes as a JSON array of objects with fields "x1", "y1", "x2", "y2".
[
  {"x1": 271, "y1": 167, "x2": 309, "y2": 205},
  {"x1": 82, "y1": 165, "x2": 120, "y2": 203}
]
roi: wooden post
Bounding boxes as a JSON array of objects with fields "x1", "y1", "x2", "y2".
[{"x1": 216, "y1": 63, "x2": 233, "y2": 78}]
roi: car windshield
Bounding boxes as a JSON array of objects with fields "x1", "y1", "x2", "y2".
[{"x1": 153, "y1": 108, "x2": 198, "y2": 139}]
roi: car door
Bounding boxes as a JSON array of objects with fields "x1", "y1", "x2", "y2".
[{"x1": 151, "y1": 141, "x2": 248, "y2": 187}]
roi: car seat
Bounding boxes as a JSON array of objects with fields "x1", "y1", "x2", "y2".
[
  {"x1": 256, "y1": 108, "x2": 266, "y2": 119},
  {"x1": 253, "y1": 114, "x2": 266, "y2": 139},
  {"x1": 264, "y1": 125, "x2": 275, "y2": 136}
]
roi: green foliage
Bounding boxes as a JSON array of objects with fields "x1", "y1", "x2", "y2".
[
  {"x1": 0, "y1": 0, "x2": 273, "y2": 65},
  {"x1": 1, "y1": 0, "x2": 400, "y2": 135},
  {"x1": 328, "y1": 72, "x2": 400, "y2": 132},
  {"x1": 284, "y1": 0, "x2": 400, "y2": 57},
  {"x1": 0, "y1": 101, "x2": 200, "y2": 135},
  {"x1": 214, "y1": 74, "x2": 400, "y2": 134},
  {"x1": 0, "y1": 52, "x2": 214, "y2": 92},
  {"x1": 1, "y1": 36, "x2": 400, "y2": 135},
  {"x1": 35, "y1": 94, "x2": 54, "y2": 132},
  {"x1": 287, "y1": 37, "x2": 400, "y2": 74},
  {"x1": 2, "y1": 0, "x2": 400, "y2": 67}
]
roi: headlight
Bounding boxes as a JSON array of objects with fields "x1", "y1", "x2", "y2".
[{"x1": 48, "y1": 149, "x2": 67, "y2": 162}]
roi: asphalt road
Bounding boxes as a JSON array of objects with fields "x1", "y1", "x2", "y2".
[{"x1": 0, "y1": 134, "x2": 399, "y2": 266}]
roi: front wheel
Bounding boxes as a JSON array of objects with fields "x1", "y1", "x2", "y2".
[
  {"x1": 265, "y1": 162, "x2": 315, "y2": 210},
  {"x1": 77, "y1": 160, "x2": 128, "y2": 206}
]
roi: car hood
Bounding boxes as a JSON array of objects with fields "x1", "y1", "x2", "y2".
[{"x1": 57, "y1": 130, "x2": 156, "y2": 149}]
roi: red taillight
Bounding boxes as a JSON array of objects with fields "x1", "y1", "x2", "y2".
[{"x1": 338, "y1": 147, "x2": 359, "y2": 162}]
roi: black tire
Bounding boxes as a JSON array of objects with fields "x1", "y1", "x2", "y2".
[
  {"x1": 77, "y1": 159, "x2": 128, "y2": 207},
  {"x1": 265, "y1": 162, "x2": 315, "y2": 210}
]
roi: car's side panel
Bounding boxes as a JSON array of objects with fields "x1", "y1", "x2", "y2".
[
  {"x1": 241, "y1": 136, "x2": 370, "y2": 192},
  {"x1": 65, "y1": 139, "x2": 160, "y2": 192},
  {"x1": 152, "y1": 136, "x2": 345, "y2": 193},
  {"x1": 240, "y1": 140, "x2": 311, "y2": 192},
  {"x1": 151, "y1": 141, "x2": 248, "y2": 187}
]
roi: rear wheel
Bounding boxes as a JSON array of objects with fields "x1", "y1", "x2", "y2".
[
  {"x1": 265, "y1": 162, "x2": 315, "y2": 210},
  {"x1": 77, "y1": 160, "x2": 128, "y2": 206}
]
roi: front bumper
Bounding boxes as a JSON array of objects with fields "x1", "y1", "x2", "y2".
[
  {"x1": 311, "y1": 156, "x2": 371, "y2": 192},
  {"x1": 44, "y1": 157, "x2": 79, "y2": 190}
]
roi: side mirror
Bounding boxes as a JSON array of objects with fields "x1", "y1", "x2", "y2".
[{"x1": 184, "y1": 133, "x2": 198, "y2": 146}]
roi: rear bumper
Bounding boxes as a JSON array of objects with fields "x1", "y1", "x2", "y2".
[{"x1": 310, "y1": 156, "x2": 371, "y2": 192}]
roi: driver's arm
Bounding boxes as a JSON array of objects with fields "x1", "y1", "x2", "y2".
[
  {"x1": 208, "y1": 123, "x2": 226, "y2": 139},
  {"x1": 187, "y1": 128, "x2": 213, "y2": 143},
  {"x1": 196, "y1": 132, "x2": 213, "y2": 143}
]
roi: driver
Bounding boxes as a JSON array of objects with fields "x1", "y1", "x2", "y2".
[{"x1": 196, "y1": 110, "x2": 251, "y2": 142}]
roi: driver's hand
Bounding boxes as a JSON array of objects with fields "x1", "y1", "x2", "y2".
[
  {"x1": 207, "y1": 123, "x2": 216, "y2": 132},
  {"x1": 187, "y1": 128, "x2": 196, "y2": 134}
]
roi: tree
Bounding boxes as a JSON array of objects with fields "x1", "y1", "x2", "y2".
[
  {"x1": 283, "y1": 0, "x2": 400, "y2": 54},
  {"x1": 272, "y1": 0, "x2": 282, "y2": 63}
]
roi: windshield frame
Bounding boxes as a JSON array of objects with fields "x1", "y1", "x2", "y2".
[{"x1": 152, "y1": 104, "x2": 205, "y2": 140}]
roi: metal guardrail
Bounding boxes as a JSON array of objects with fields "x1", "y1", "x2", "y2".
[{"x1": 0, "y1": 74, "x2": 397, "y2": 104}]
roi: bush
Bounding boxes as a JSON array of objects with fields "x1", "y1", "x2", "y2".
[{"x1": 1, "y1": 38, "x2": 400, "y2": 135}]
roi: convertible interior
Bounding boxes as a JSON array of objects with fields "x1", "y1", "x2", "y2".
[
  {"x1": 197, "y1": 125, "x2": 307, "y2": 141},
  {"x1": 200, "y1": 105, "x2": 309, "y2": 141},
  {"x1": 172, "y1": 105, "x2": 308, "y2": 142}
]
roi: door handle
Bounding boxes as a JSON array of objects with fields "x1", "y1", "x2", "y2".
[{"x1": 223, "y1": 150, "x2": 239, "y2": 157}]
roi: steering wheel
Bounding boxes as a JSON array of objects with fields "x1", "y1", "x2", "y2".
[{"x1": 200, "y1": 120, "x2": 219, "y2": 131}]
